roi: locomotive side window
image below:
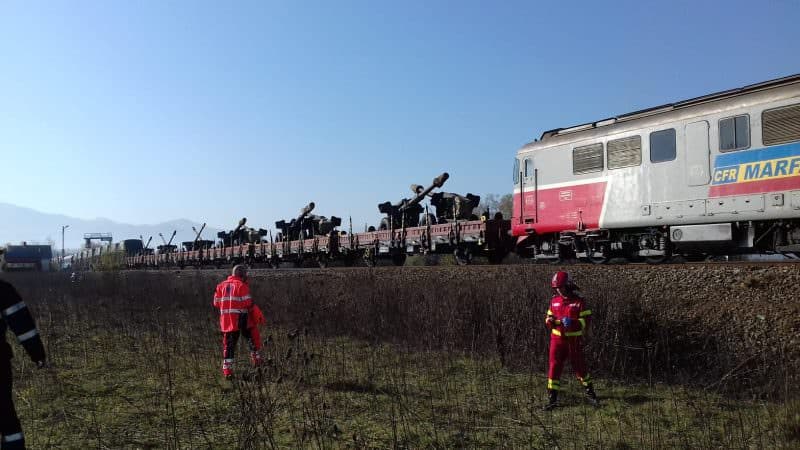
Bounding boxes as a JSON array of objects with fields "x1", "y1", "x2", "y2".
[
  {"x1": 719, "y1": 114, "x2": 750, "y2": 152},
  {"x1": 763, "y1": 103, "x2": 800, "y2": 146},
  {"x1": 524, "y1": 158, "x2": 533, "y2": 178},
  {"x1": 513, "y1": 158, "x2": 520, "y2": 183},
  {"x1": 572, "y1": 143, "x2": 604, "y2": 174},
  {"x1": 607, "y1": 135, "x2": 642, "y2": 169},
  {"x1": 649, "y1": 128, "x2": 676, "y2": 163}
]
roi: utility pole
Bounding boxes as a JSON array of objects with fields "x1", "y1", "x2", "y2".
[{"x1": 61, "y1": 224, "x2": 70, "y2": 266}]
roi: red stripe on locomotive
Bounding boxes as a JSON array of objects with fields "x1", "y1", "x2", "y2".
[{"x1": 512, "y1": 181, "x2": 606, "y2": 236}]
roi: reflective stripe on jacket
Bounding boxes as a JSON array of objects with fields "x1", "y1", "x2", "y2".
[
  {"x1": 545, "y1": 294, "x2": 592, "y2": 338},
  {"x1": 213, "y1": 275, "x2": 253, "y2": 332},
  {"x1": 1, "y1": 280, "x2": 46, "y2": 362}
]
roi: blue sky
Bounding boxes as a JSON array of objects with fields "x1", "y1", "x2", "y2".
[{"x1": 1, "y1": 0, "x2": 798, "y2": 231}]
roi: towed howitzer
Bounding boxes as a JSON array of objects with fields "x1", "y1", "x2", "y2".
[
  {"x1": 182, "y1": 223, "x2": 213, "y2": 251},
  {"x1": 157, "y1": 230, "x2": 178, "y2": 253},
  {"x1": 217, "y1": 218, "x2": 266, "y2": 246},
  {"x1": 276, "y1": 202, "x2": 341, "y2": 241},
  {"x1": 275, "y1": 202, "x2": 314, "y2": 241},
  {"x1": 378, "y1": 172, "x2": 449, "y2": 230},
  {"x1": 409, "y1": 185, "x2": 480, "y2": 224},
  {"x1": 139, "y1": 235, "x2": 154, "y2": 255}
]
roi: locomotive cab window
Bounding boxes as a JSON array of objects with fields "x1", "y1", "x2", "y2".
[
  {"x1": 763, "y1": 103, "x2": 800, "y2": 146},
  {"x1": 650, "y1": 128, "x2": 676, "y2": 163},
  {"x1": 719, "y1": 114, "x2": 750, "y2": 152},
  {"x1": 572, "y1": 143, "x2": 604, "y2": 174},
  {"x1": 523, "y1": 158, "x2": 533, "y2": 178},
  {"x1": 513, "y1": 158, "x2": 520, "y2": 183}
]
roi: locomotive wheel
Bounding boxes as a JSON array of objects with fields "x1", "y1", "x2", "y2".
[
  {"x1": 391, "y1": 253, "x2": 407, "y2": 266},
  {"x1": 270, "y1": 259, "x2": 280, "y2": 269},
  {"x1": 549, "y1": 244, "x2": 576, "y2": 265},
  {"x1": 645, "y1": 247, "x2": 672, "y2": 264},
  {"x1": 585, "y1": 239, "x2": 609, "y2": 265},
  {"x1": 645, "y1": 254, "x2": 671, "y2": 264},
  {"x1": 317, "y1": 255, "x2": 329, "y2": 268},
  {"x1": 454, "y1": 247, "x2": 473, "y2": 265}
]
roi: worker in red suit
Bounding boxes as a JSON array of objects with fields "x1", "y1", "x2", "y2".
[
  {"x1": 1, "y1": 279, "x2": 47, "y2": 450},
  {"x1": 543, "y1": 271, "x2": 598, "y2": 410},
  {"x1": 213, "y1": 265, "x2": 265, "y2": 378}
]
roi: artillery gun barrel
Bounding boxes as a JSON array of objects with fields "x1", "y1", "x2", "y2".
[
  {"x1": 296, "y1": 202, "x2": 315, "y2": 222},
  {"x1": 400, "y1": 172, "x2": 448, "y2": 211},
  {"x1": 232, "y1": 218, "x2": 247, "y2": 235},
  {"x1": 193, "y1": 223, "x2": 207, "y2": 246}
]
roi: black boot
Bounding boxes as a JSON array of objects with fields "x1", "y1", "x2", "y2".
[
  {"x1": 585, "y1": 384, "x2": 599, "y2": 407},
  {"x1": 542, "y1": 390, "x2": 558, "y2": 411}
]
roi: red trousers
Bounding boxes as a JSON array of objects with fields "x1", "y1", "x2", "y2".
[
  {"x1": 547, "y1": 336, "x2": 591, "y2": 390},
  {"x1": 221, "y1": 327, "x2": 262, "y2": 376}
]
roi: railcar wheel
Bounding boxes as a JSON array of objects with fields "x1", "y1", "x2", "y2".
[
  {"x1": 391, "y1": 253, "x2": 407, "y2": 266},
  {"x1": 454, "y1": 247, "x2": 473, "y2": 265},
  {"x1": 487, "y1": 248, "x2": 506, "y2": 265},
  {"x1": 317, "y1": 255, "x2": 329, "y2": 269}
]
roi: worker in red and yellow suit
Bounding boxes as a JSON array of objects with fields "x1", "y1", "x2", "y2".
[
  {"x1": 543, "y1": 271, "x2": 598, "y2": 410},
  {"x1": 213, "y1": 265, "x2": 265, "y2": 378}
]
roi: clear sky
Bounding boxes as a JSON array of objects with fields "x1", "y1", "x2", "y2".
[{"x1": 1, "y1": 0, "x2": 799, "y2": 231}]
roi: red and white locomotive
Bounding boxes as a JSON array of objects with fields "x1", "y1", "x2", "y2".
[{"x1": 512, "y1": 74, "x2": 800, "y2": 262}]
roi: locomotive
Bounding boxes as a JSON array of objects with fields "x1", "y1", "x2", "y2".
[
  {"x1": 68, "y1": 73, "x2": 800, "y2": 270},
  {"x1": 512, "y1": 74, "x2": 800, "y2": 263}
]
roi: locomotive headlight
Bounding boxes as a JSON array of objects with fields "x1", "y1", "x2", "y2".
[{"x1": 672, "y1": 229, "x2": 683, "y2": 241}]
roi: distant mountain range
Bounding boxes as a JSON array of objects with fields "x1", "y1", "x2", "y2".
[{"x1": 0, "y1": 202, "x2": 222, "y2": 251}]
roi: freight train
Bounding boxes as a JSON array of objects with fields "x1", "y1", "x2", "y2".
[{"x1": 69, "y1": 73, "x2": 800, "y2": 270}]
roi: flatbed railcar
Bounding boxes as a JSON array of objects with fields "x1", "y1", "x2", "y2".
[{"x1": 116, "y1": 217, "x2": 510, "y2": 269}]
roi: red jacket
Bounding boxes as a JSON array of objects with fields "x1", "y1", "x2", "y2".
[
  {"x1": 545, "y1": 294, "x2": 592, "y2": 338},
  {"x1": 213, "y1": 275, "x2": 253, "y2": 332}
]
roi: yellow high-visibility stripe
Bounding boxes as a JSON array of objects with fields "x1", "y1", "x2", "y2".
[
  {"x1": 578, "y1": 318, "x2": 586, "y2": 329},
  {"x1": 547, "y1": 379, "x2": 560, "y2": 390},
  {"x1": 552, "y1": 329, "x2": 583, "y2": 337},
  {"x1": 580, "y1": 310, "x2": 592, "y2": 317},
  {"x1": 547, "y1": 309, "x2": 553, "y2": 316}
]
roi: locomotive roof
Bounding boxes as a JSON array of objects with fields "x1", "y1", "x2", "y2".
[{"x1": 527, "y1": 73, "x2": 800, "y2": 149}]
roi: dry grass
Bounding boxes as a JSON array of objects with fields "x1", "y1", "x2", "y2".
[{"x1": 3, "y1": 269, "x2": 799, "y2": 448}]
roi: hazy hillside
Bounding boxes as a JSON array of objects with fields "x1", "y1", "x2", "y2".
[{"x1": 0, "y1": 202, "x2": 222, "y2": 251}]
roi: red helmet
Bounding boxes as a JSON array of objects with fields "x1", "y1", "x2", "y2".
[{"x1": 551, "y1": 271, "x2": 577, "y2": 290}]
